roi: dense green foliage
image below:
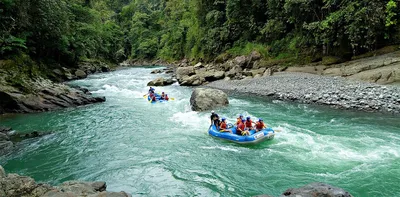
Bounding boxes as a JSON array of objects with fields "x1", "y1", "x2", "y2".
[
  {"x1": 1, "y1": 0, "x2": 400, "y2": 64},
  {"x1": 0, "y1": 0, "x2": 126, "y2": 64}
]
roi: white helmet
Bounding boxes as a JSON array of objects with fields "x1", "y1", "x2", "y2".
[{"x1": 211, "y1": 110, "x2": 215, "y2": 113}]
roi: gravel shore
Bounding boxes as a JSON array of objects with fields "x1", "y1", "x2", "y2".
[{"x1": 206, "y1": 72, "x2": 400, "y2": 114}]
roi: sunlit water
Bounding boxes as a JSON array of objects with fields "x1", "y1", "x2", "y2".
[{"x1": 1, "y1": 67, "x2": 399, "y2": 196}]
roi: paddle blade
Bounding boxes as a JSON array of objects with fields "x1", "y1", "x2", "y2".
[{"x1": 170, "y1": 98, "x2": 175, "y2": 101}]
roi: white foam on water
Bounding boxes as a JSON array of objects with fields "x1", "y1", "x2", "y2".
[
  {"x1": 271, "y1": 123, "x2": 400, "y2": 165},
  {"x1": 200, "y1": 146, "x2": 240, "y2": 152},
  {"x1": 169, "y1": 111, "x2": 209, "y2": 128},
  {"x1": 92, "y1": 84, "x2": 144, "y2": 98}
]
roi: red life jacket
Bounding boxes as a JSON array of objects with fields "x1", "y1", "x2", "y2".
[
  {"x1": 220, "y1": 122, "x2": 227, "y2": 129},
  {"x1": 245, "y1": 120, "x2": 253, "y2": 128},
  {"x1": 236, "y1": 122, "x2": 245, "y2": 135},
  {"x1": 256, "y1": 122, "x2": 265, "y2": 130},
  {"x1": 165, "y1": 95, "x2": 169, "y2": 100}
]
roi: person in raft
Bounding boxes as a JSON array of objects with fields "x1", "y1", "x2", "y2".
[
  {"x1": 160, "y1": 92, "x2": 166, "y2": 100},
  {"x1": 148, "y1": 87, "x2": 155, "y2": 94},
  {"x1": 236, "y1": 118, "x2": 250, "y2": 136},
  {"x1": 165, "y1": 94, "x2": 169, "y2": 101},
  {"x1": 255, "y1": 118, "x2": 266, "y2": 132},
  {"x1": 219, "y1": 118, "x2": 232, "y2": 133},
  {"x1": 210, "y1": 111, "x2": 220, "y2": 129},
  {"x1": 149, "y1": 92, "x2": 157, "y2": 102},
  {"x1": 235, "y1": 114, "x2": 244, "y2": 125},
  {"x1": 244, "y1": 116, "x2": 255, "y2": 131}
]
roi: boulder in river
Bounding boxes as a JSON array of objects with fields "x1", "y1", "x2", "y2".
[
  {"x1": 75, "y1": 69, "x2": 87, "y2": 79},
  {"x1": 279, "y1": 182, "x2": 353, "y2": 197},
  {"x1": 190, "y1": 88, "x2": 229, "y2": 111},
  {"x1": 147, "y1": 77, "x2": 174, "y2": 86},
  {"x1": 151, "y1": 69, "x2": 163, "y2": 74}
]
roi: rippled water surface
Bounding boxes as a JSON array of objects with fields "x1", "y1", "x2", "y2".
[{"x1": 1, "y1": 67, "x2": 400, "y2": 196}]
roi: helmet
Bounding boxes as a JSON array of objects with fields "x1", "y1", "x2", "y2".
[
  {"x1": 162, "y1": 92, "x2": 165, "y2": 94},
  {"x1": 259, "y1": 118, "x2": 263, "y2": 122},
  {"x1": 241, "y1": 118, "x2": 246, "y2": 122},
  {"x1": 246, "y1": 116, "x2": 251, "y2": 120},
  {"x1": 211, "y1": 110, "x2": 215, "y2": 114},
  {"x1": 222, "y1": 117, "x2": 226, "y2": 121}
]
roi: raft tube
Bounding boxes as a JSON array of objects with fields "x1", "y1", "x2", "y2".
[
  {"x1": 147, "y1": 93, "x2": 168, "y2": 103},
  {"x1": 208, "y1": 125, "x2": 275, "y2": 144}
]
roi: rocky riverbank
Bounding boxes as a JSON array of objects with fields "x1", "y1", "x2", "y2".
[
  {"x1": 1, "y1": 165, "x2": 352, "y2": 197},
  {"x1": 0, "y1": 165, "x2": 131, "y2": 197},
  {"x1": 206, "y1": 72, "x2": 400, "y2": 114},
  {"x1": 0, "y1": 59, "x2": 114, "y2": 114}
]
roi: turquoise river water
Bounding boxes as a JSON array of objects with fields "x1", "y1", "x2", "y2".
[{"x1": 1, "y1": 67, "x2": 399, "y2": 196}]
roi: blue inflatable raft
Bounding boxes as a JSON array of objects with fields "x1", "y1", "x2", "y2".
[
  {"x1": 208, "y1": 125, "x2": 275, "y2": 144},
  {"x1": 147, "y1": 93, "x2": 168, "y2": 103}
]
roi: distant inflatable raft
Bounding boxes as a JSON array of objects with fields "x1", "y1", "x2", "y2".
[
  {"x1": 208, "y1": 125, "x2": 275, "y2": 144},
  {"x1": 147, "y1": 93, "x2": 168, "y2": 103}
]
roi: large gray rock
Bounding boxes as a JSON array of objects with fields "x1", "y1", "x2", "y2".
[
  {"x1": 181, "y1": 75, "x2": 204, "y2": 86},
  {"x1": 0, "y1": 78, "x2": 105, "y2": 114},
  {"x1": 190, "y1": 88, "x2": 229, "y2": 111},
  {"x1": 0, "y1": 167, "x2": 131, "y2": 197},
  {"x1": 176, "y1": 66, "x2": 195, "y2": 79},
  {"x1": 234, "y1": 55, "x2": 247, "y2": 67},
  {"x1": 226, "y1": 65, "x2": 243, "y2": 78},
  {"x1": 147, "y1": 77, "x2": 174, "y2": 86},
  {"x1": 150, "y1": 69, "x2": 163, "y2": 74},
  {"x1": 75, "y1": 69, "x2": 87, "y2": 79},
  {"x1": 279, "y1": 182, "x2": 353, "y2": 197}
]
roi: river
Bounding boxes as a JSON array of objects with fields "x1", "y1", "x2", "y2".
[{"x1": 1, "y1": 67, "x2": 399, "y2": 196}]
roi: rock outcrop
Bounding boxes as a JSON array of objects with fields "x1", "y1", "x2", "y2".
[
  {"x1": 0, "y1": 77, "x2": 105, "y2": 114},
  {"x1": 1, "y1": 127, "x2": 54, "y2": 156},
  {"x1": 190, "y1": 88, "x2": 229, "y2": 111},
  {"x1": 0, "y1": 127, "x2": 13, "y2": 155},
  {"x1": 147, "y1": 77, "x2": 174, "y2": 86},
  {"x1": 279, "y1": 182, "x2": 353, "y2": 197},
  {"x1": 0, "y1": 166, "x2": 131, "y2": 197}
]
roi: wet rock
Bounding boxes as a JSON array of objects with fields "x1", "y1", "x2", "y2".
[
  {"x1": 147, "y1": 77, "x2": 174, "y2": 86},
  {"x1": 75, "y1": 69, "x2": 87, "y2": 79},
  {"x1": 150, "y1": 69, "x2": 163, "y2": 74},
  {"x1": 280, "y1": 182, "x2": 353, "y2": 197},
  {"x1": 0, "y1": 166, "x2": 131, "y2": 197},
  {"x1": 190, "y1": 88, "x2": 229, "y2": 111},
  {"x1": 0, "y1": 78, "x2": 105, "y2": 114}
]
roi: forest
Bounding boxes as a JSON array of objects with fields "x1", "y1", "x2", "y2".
[{"x1": 1, "y1": 0, "x2": 399, "y2": 65}]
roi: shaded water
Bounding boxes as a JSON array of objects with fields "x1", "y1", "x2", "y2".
[{"x1": 1, "y1": 67, "x2": 399, "y2": 196}]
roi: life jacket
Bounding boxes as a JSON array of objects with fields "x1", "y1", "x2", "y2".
[
  {"x1": 236, "y1": 118, "x2": 242, "y2": 125},
  {"x1": 256, "y1": 122, "x2": 265, "y2": 130},
  {"x1": 165, "y1": 95, "x2": 169, "y2": 100},
  {"x1": 161, "y1": 94, "x2": 165, "y2": 99},
  {"x1": 245, "y1": 120, "x2": 253, "y2": 128},
  {"x1": 220, "y1": 122, "x2": 227, "y2": 130},
  {"x1": 236, "y1": 122, "x2": 245, "y2": 135},
  {"x1": 237, "y1": 122, "x2": 245, "y2": 131}
]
